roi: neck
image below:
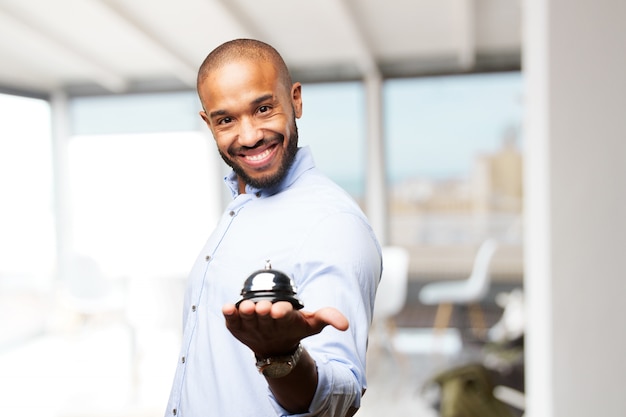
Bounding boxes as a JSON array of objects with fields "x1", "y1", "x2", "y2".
[{"x1": 238, "y1": 177, "x2": 247, "y2": 194}]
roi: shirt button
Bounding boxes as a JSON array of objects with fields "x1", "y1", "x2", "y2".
[
  {"x1": 172, "y1": 409, "x2": 177, "y2": 416},
  {"x1": 181, "y1": 356, "x2": 185, "y2": 363},
  {"x1": 205, "y1": 255, "x2": 211, "y2": 261},
  {"x1": 255, "y1": 191, "x2": 261, "y2": 198},
  {"x1": 191, "y1": 305, "x2": 197, "y2": 312},
  {"x1": 229, "y1": 210, "x2": 235, "y2": 217}
]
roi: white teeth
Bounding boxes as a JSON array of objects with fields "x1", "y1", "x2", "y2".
[{"x1": 245, "y1": 148, "x2": 271, "y2": 161}]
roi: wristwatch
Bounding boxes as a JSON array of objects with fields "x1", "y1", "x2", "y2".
[{"x1": 255, "y1": 344, "x2": 304, "y2": 378}]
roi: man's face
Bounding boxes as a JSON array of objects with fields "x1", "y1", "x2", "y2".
[{"x1": 198, "y1": 59, "x2": 302, "y2": 191}]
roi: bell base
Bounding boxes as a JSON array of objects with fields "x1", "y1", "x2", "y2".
[{"x1": 235, "y1": 293, "x2": 304, "y2": 310}]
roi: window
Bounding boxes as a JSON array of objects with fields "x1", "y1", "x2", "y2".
[
  {"x1": 384, "y1": 72, "x2": 524, "y2": 247},
  {"x1": 298, "y1": 82, "x2": 366, "y2": 199},
  {"x1": 0, "y1": 94, "x2": 55, "y2": 282},
  {"x1": 67, "y1": 92, "x2": 221, "y2": 278},
  {"x1": 0, "y1": 93, "x2": 54, "y2": 346},
  {"x1": 67, "y1": 131, "x2": 218, "y2": 279}
]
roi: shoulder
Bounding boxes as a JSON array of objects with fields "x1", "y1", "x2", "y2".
[{"x1": 282, "y1": 167, "x2": 363, "y2": 216}]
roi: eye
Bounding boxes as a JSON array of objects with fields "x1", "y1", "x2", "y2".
[
  {"x1": 258, "y1": 105, "x2": 271, "y2": 114},
  {"x1": 217, "y1": 116, "x2": 233, "y2": 125}
]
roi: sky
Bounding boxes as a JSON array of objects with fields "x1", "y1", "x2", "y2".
[{"x1": 298, "y1": 71, "x2": 524, "y2": 194}]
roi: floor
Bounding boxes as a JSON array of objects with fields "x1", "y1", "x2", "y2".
[
  {"x1": 0, "y1": 286, "x2": 523, "y2": 417},
  {"x1": 360, "y1": 329, "x2": 465, "y2": 416},
  {"x1": 361, "y1": 292, "x2": 527, "y2": 415}
]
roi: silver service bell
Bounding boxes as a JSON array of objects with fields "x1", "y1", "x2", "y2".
[{"x1": 235, "y1": 260, "x2": 304, "y2": 309}]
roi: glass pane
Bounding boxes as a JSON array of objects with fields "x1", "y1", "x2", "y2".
[
  {"x1": 67, "y1": 131, "x2": 217, "y2": 279},
  {"x1": 384, "y1": 72, "x2": 524, "y2": 286},
  {"x1": 70, "y1": 92, "x2": 201, "y2": 135},
  {"x1": 298, "y1": 82, "x2": 366, "y2": 199},
  {"x1": 0, "y1": 93, "x2": 54, "y2": 346}
]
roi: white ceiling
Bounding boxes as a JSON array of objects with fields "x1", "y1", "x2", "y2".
[{"x1": 0, "y1": 0, "x2": 522, "y2": 97}]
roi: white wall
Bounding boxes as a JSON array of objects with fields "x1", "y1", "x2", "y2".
[{"x1": 524, "y1": 1, "x2": 626, "y2": 416}]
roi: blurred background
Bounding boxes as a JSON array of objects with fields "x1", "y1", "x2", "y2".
[{"x1": 0, "y1": 1, "x2": 624, "y2": 416}]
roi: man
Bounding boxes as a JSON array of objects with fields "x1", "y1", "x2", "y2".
[{"x1": 165, "y1": 38, "x2": 381, "y2": 417}]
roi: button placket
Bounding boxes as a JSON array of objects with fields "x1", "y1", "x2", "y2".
[{"x1": 167, "y1": 196, "x2": 249, "y2": 414}]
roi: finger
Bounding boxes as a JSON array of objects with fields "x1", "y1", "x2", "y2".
[
  {"x1": 258, "y1": 301, "x2": 294, "y2": 327},
  {"x1": 313, "y1": 307, "x2": 349, "y2": 332},
  {"x1": 234, "y1": 300, "x2": 259, "y2": 334},
  {"x1": 253, "y1": 300, "x2": 276, "y2": 335},
  {"x1": 223, "y1": 303, "x2": 237, "y2": 316},
  {"x1": 222, "y1": 303, "x2": 241, "y2": 330},
  {"x1": 269, "y1": 301, "x2": 294, "y2": 320},
  {"x1": 255, "y1": 300, "x2": 274, "y2": 317},
  {"x1": 237, "y1": 299, "x2": 258, "y2": 317}
]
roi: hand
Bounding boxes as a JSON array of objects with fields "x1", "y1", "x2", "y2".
[{"x1": 222, "y1": 300, "x2": 348, "y2": 358}]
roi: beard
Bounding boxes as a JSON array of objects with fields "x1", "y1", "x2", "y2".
[{"x1": 219, "y1": 119, "x2": 299, "y2": 191}]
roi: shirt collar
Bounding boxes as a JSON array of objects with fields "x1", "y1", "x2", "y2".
[{"x1": 224, "y1": 146, "x2": 316, "y2": 198}]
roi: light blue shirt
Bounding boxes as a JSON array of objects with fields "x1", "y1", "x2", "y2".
[{"x1": 165, "y1": 146, "x2": 381, "y2": 416}]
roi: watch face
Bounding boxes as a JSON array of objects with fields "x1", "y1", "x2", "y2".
[
  {"x1": 262, "y1": 361, "x2": 293, "y2": 378},
  {"x1": 256, "y1": 344, "x2": 303, "y2": 379}
]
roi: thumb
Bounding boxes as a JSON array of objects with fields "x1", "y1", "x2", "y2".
[{"x1": 313, "y1": 307, "x2": 349, "y2": 332}]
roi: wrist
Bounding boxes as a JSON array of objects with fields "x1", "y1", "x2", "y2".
[{"x1": 255, "y1": 343, "x2": 304, "y2": 378}]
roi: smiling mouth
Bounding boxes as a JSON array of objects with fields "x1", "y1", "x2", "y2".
[
  {"x1": 237, "y1": 144, "x2": 279, "y2": 171},
  {"x1": 244, "y1": 148, "x2": 272, "y2": 162}
]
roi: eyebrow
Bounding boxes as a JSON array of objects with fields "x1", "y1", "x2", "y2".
[
  {"x1": 252, "y1": 94, "x2": 274, "y2": 106},
  {"x1": 208, "y1": 94, "x2": 275, "y2": 120},
  {"x1": 208, "y1": 109, "x2": 227, "y2": 119}
]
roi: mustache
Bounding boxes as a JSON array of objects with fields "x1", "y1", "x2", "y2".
[{"x1": 228, "y1": 135, "x2": 284, "y2": 156}]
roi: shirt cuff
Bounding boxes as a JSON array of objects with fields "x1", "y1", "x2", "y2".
[{"x1": 267, "y1": 353, "x2": 361, "y2": 417}]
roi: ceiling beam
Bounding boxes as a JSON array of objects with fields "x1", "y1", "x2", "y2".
[
  {"x1": 0, "y1": 2, "x2": 127, "y2": 93},
  {"x1": 458, "y1": 0, "x2": 477, "y2": 69},
  {"x1": 96, "y1": 0, "x2": 198, "y2": 88},
  {"x1": 334, "y1": 0, "x2": 380, "y2": 78},
  {"x1": 213, "y1": 0, "x2": 266, "y2": 40},
  {"x1": 204, "y1": 0, "x2": 379, "y2": 80}
]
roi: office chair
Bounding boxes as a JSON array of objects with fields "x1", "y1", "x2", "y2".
[
  {"x1": 371, "y1": 246, "x2": 410, "y2": 359},
  {"x1": 418, "y1": 239, "x2": 499, "y2": 338}
]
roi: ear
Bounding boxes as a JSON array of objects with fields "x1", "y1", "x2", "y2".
[
  {"x1": 291, "y1": 82, "x2": 303, "y2": 119},
  {"x1": 198, "y1": 110, "x2": 217, "y2": 140},
  {"x1": 199, "y1": 110, "x2": 210, "y2": 127}
]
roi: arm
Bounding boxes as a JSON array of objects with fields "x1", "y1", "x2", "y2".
[
  {"x1": 224, "y1": 212, "x2": 381, "y2": 415},
  {"x1": 222, "y1": 300, "x2": 349, "y2": 413}
]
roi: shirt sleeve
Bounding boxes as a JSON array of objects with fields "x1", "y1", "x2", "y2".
[
  {"x1": 268, "y1": 211, "x2": 381, "y2": 416},
  {"x1": 267, "y1": 356, "x2": 361, "y2": 417}
]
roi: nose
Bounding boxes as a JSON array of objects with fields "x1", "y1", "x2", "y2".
[{"x1": 238, "y1": 117, "x2": 263, "y2": 147}]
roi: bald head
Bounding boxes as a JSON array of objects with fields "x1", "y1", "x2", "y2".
[{"x1": 197, "y1": 39, "x2": 293, "y2": 94}]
